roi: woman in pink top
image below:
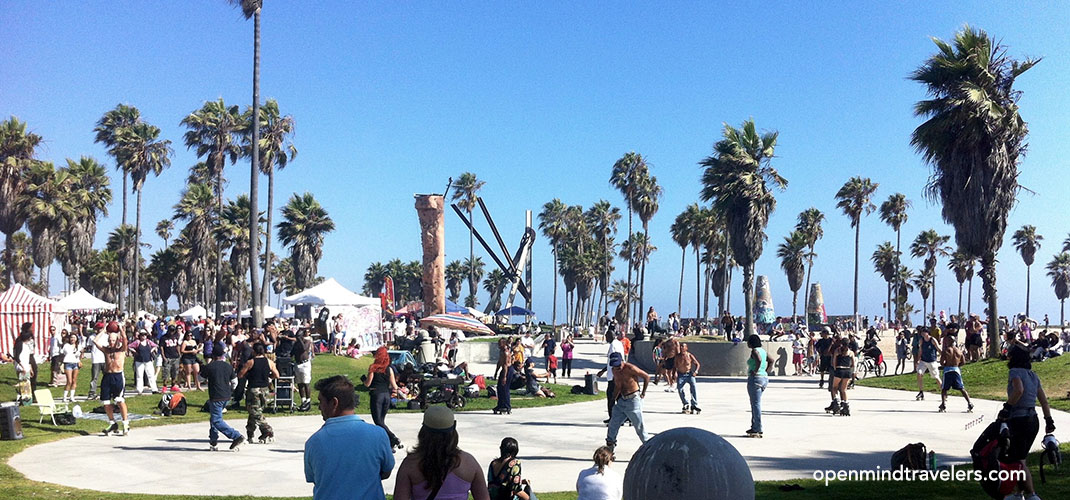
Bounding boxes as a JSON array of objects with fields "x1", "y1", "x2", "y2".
[
  {"x1": 560, "y1": 334, "x2": 575, "y2": 378},
  {"x1": 393, "y1": 406, "x2": 490, "y2": 500}
]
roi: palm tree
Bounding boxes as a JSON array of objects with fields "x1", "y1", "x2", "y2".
[
  {"x1": 871, "y1": 242, "x2": 898, "y2": 322},
  {"x1": 910, "y1": 229, "x2": 951, "y2": 319},
  {"x1": 777, "y1": 231, "x2": 808, "y2": 320},
  {"x1": 584, "y1": 200, "x2": 621, "y2": 317},
  {"x1": 700, "y1": 119, "x2": 786, "y2": 338},
  {"x1": 834, "y1": 176, "x2": 879, "y2": 328},
  {"x1": 538, "y1": 198, "x2": 568, "y2": 326},
  {"x1": 609, "y1": 152, "x2": 648, "y2": 323},
  {"x1": 444, "y1": 260, "x2": 466, "y2": 303},
  {"x1": 230, "y1": 0, "x2": 266, "y2": 326},
  {"x1": 107, "y1": 225, "x2": 138, "y2": 303},
  {"x1": 1047, "y1": 252, "x2": 1070, "y2": 332},
  {"x1": 156, "y1": 219, "x2": 174, "y2": 247},
  {"x1": 181, "y1": 98, "x2": 245, "y2": 318},
  {"x1": 894, "y1": 265, "x2": 916, "y2": 323},
  {"x1": 22, "y1": 162, "x2": 70, "y2": 292},
  {"x1": 483, "y1": 269, "x2": 509, "y2": 314},
  {"x1": 795, "y1": 208, "x2": 825, "y2": 321},
  {"x1": 216, "y1": 195, "x2": 260, "y2": 318},
  {"x1": 271, "y1": 257, "x2": 296, "y2": 306},
  {"x1": 633, "y1": 173, "x2": 661, "y2": 321},
  {"x1": 462, "y1": 256, "x2": 485, "y2": 308},
  {"x1": 1, "y1": 116, "x2": 43, "y2": 286},
  {"x1": 6, "y1": 231, "x2": 35, "y2": 287},
  {"x1": 911, "y1": 26, "x2": 1038, "y2": 356},
  {"x1": 1011, "y1": 225, "x2": 1042, "y2": 318},
  {"x1": 948, "y1": 250, "x2": 973, "y2": 318},
  {"x1": 363, "y1": 262, "x2": 388, "y2": 297},
  {"x1": 451, "y1": 172, "x2": 485, "y2": 303},
  {"x1": 173, "y1": 183, "x2": 216, "y2": 305},
  {"x1": 879, "y1": 193, "x2": 911, "y2": 320},
  {"x1": 64, "y1": 156, "x2": 111, "y2": 291},
  {"x1": 277, "y1": 192, "x2": 334, "y2": 290},
  {"x1": 93, "y1": 105, "x2": 139, "y2": 227},
  {"x1": 116, "y1": 121, "x2": 172, "y2": 313},
  {"x1": 148, "y1": 248, "x2": 180, "y2": 312},
  {"x1": 605, "y1": 279, "x2": 638, "y2": 324},
  {"x1": 913, "y1": 269, "x2": 934, "y2": 322},
  {"x1": 248, "y1": 99, "x2": 297, "y2": 315},
  {"x1": 670, "y1": 204, "x2": 699, "y2": 317}
]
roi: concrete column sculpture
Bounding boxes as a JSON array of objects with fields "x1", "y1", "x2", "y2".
[
  {"x1": 415, "y1": 194, "x2": 446, "y2": 317},
  {"x1": 623, "y1": 427, "x2": 754, "y2": 500},
  {"x1": 807, "y1": 282, "x2": 825, "y2": 329},
  {"x1": 754, "y1": 275, "x2": 776, "y2": 326}
]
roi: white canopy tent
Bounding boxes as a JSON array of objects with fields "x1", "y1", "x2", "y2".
[
  {"x1": 178, "y1": 305, "x2": 210, "y2": 319},
  {"x1": 282, "y1": 278, "x2": 379, "y2": 307},
  {"x1": 239, "y1": 305, "x2": 280, "y2": 318},
  {"x1": 56, "y1": 288, "x2": 116, "y2": 312}
]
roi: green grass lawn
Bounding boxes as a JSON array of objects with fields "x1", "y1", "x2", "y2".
[
  {"x1": 2, "y1": 353, "x2": 1069, "y2": 499},
  {"x1": 857, "y1": 354, "x2": 1070, "y2": 412}
]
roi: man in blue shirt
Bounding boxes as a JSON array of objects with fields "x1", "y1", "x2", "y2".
[{"x1": 305, "y1": 375, "x2": 394, "y2": 500}]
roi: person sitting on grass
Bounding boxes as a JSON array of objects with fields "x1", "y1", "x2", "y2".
[
  {"x1": 487, "y1": 437, "x2": 534, "y2": 500},
  {"x1": 522, "y1": 359, "x2": 555, "y2": 398},
  {"x1": 576, "y1": 446, "x2": 622, "y2": 500}
]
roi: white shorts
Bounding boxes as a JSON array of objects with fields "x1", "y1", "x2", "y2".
[
  {"x1": 917, "y1": 360, "x2": 940, "y2": 376},
  {"x1": 295, "y1": 361, "x2": 312, "y2": 384}
]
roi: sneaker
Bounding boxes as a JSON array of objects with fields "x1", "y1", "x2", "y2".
[{"x1": 230, "y1": 435, "x2": 245, "y2": 450}]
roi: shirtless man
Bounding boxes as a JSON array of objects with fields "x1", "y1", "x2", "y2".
[
  {"x1": 493, "y1": 337, "x2": 510, "y2": 381},
  {"x1": 659, "y1": 336, "x2": 680, "y2": 391},
  {"x1": 95, "y1": 321, "x2": 130, "y2": 436},
  {"x1": 605, "y1": 352, "x2": 650, "y2": 452},
  {"x1": 674, "y1": 343, "x2": 702, "y2": 414},
  {"x1": 938, "y1": 335, "x2": 974, "y2": 413},
  {"x1": 964, "y1": 314, "x2": 984, "y2": 362}
]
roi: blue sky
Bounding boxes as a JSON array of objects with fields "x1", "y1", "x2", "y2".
[{"x1": 4, "y1": 1, "x2": 1070, "y2": 322}]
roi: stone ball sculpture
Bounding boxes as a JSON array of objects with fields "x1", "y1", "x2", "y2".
[{"x1": 623, "y1": 427, "x2": 754, "y2": 500}]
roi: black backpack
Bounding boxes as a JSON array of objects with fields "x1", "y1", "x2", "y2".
[
  {"x1": 890, "y1": 442, "x2": 928, "y2": 470},
  {"x1": 158, "y1": 393, "x2": 188, "y2": 416}
]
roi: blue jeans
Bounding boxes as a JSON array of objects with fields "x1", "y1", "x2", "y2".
[
  {"x1": 606, "y1": 395, "x2": 648, "y2": 444},
  {"x1": 677, "y1": 373, "x2": 698, "y2": 407},
  {"x1": 747, "y1": 375, "x2": 769, "y2": 433},
  {"x1": 208, "y1": 399, "x2": 241, "y2": 445}
]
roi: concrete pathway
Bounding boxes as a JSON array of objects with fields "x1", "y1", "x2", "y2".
[{"x1": 10, "y1": 339, "x2": 1070, "y2": 496}]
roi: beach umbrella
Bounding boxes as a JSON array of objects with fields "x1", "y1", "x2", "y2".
[
  {"x1": 420, "y1": 313, "x2": 494, "y2": 335},
  {"x1": 495, "y1": 305, "x2": 536, "y2": 317}
]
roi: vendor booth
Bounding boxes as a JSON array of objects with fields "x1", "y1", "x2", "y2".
[
  {"x1": 0, "y1": 284, "x2": 63, "y2": 356},
  {"x1": 282, "y1": 278, "x2": 382, "y2": 351}
]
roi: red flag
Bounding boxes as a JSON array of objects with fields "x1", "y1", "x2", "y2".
[{"x1": 382, "y1": 277, "x2": 395, "y2": 315}]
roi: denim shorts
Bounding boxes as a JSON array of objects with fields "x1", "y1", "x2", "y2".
[{"x1": 64, "y1": 362, "x2": 80, "y2": 371}]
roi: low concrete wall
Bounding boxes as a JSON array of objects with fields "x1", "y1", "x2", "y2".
[
  {"x1": 457, "y1": 341, "x2": 499, "y2": 364},
  {"x1": 630, "y1": 340, "x2": 798, "y2": 376}
]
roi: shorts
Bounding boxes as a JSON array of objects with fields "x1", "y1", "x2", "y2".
[
  {"x1": 64, "y1": 362, "x2": 80, "y2": 371},
  {"x1": 180, "y1": 356, "x2": 199, "y2": 366},
  {"x1": 295, "y1": 361, "x2": 312, "y2": 384},
  {"x1": 792, "y1": 352, "x2": 804, "y2": 364},
  {"x1": 819, "y1": 356, "x2": 832, "y2": 373},
  {"x1": 100, "y1": 372, "x2": 126, "y2": 402},
  {"x1": 941, "y1": 369, "x2": 964, "y2": 391},
  {"x1": 917, "y1": 360, "x2": 939, "y2": 376},
  {"x1": 833, "y1": 368, "x2": 852, "y2": 379},
  {"x1": 662, "y1": 359, "x2": 675, "y2": 370},
  {"x1": 1005, "y1": 414, "x2": 1040, "y2": 461}
]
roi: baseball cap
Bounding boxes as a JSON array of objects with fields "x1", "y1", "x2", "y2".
[
  {"x1": 609, "y1": 352, "x2": 623, "y2": 367},
  {"x1": 423, "y1": 405, "x2": 456, "y2": 432}
]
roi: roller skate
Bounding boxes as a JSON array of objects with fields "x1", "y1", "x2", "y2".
[
  {"x1": 209, "y1": 444, "x2": 219, "y2": 451},
  {"x1": 967, "y1": 403, "x2": 975, "y2": 413},
  {"x1": 691, "y1": 405, "x2": 702, "y2": 414},
  {"x1": 838, "y1": 402, "x2": 851, "y2": 416},
  {"x1": 824, "y1": 399, "x2": 840, "y2": 414},
  {"x1": 102, "y1": 421, "x2": 119, "y2": 436},
  {"x1": 746, "y1": 429, "x2": 763, "y2": 438},
  {"x1": 257, "y1": 431, "x2": 275, "y2": 444},
  {"x1": 682, "y1": 404, "x2": 691, "y2": 414},
  {"x1": 246, "y1": 432, "x2": 257, "y2": 444},
  {"x1": 230, "y1": 435, "x2": 245, "y2": 451},
  {"x1": 937, "y1": 403, "x2": 947, "y2": 413},
  {"x1": 915, "y1": 391, "x2": 925, "y2": 401},
  {"x1": 605, "y1": 439, "x2": 616, "y2": 452}
]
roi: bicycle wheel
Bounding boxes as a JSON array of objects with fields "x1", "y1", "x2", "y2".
[
  {"x1": 858, "y1": 361, "x2": 871, "y2": 379},
  {"x1": 878, "y1": 360, "x2": 888, "y2": 377}
]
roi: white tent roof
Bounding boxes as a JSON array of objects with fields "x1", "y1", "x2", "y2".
[
  {"x1": 56, "y1": 288, "x2": 116, "y2": 312},
  {"x1": 239, "y1": 305, "x2": 281, "y2": 318},
  {"x1": 282, "y1": 278, "x2": 379, "y2": 307},
  {"x1": 178, "y1": 305, "x2": 209, "y2": 319}
]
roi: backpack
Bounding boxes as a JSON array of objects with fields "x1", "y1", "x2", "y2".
[
  {"x1": 891, "y1": 442, "x2": 928, "y2": 470},
  {"x1": 158, "y1": 392, "x2": 187, "y2": 416},
  {"x1": 971, "y1": 421, "x2": 1025, "y2": 498}
]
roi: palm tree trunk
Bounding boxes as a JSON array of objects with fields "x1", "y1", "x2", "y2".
[
  {"x1": 743, "y1": 264, "x2": 755, "y2": 337},
  {"x1": 249, "y1": 7, "x2": 263, "y2": 327},
  {"x1": 1061, "y1": 298, "x2": 1064, "y2": 334},
  {"x1": 957, "y1": 283, "x2": 963, "y2": 319},
  {"x1": 551, "y1": 244, "x2": 558, "y2": 326},
  {"x1": 886, "y1": 281, "x2": 891, "y2": 325},
  {"x1": 702, "y1": 263, "x2": 710, "y2": 321},
  {"x1": 133, "y1": 188, "x2": 142, "y2": 314},
  {"x1": 803, "y1": 251, "x2": 813, "y2": 326},
  {"x1": 1025, "y1": 264, "x2": 1031, "y2": 318},
  {"x1": 625, "y1": 210, "x2": 633, "y2": 324},
  {"x1": 726, "y1": 264, "x2": 733, "y2": 316},
  {"x1": 639, "y1": 224, "x2": 648, "y2": 322},
  {"x1": 468, "y1": 208, "x2": 475, "y2": 303},
  {"x1": 895, "y1": 229, "x2": 902, "y2": 323},
  {"x1": 981, "y1": 252, "x2": 999, "y2": 358},
  {"x1": 677, "y1": 246, "x2": 685, "y2": 317},
  {"x1": 853, "y1": 224, "x2": 860, "y2": 329},
  {"x1": 215, "y1": 168, "x2": 225, "y2": 320},
  {"x1": 260, "y1": 168, "x2": 274, "y2": 311},
  {"x1": 792, "y1": 289, "x2": 798, "y2": 320},
  {"x1": 118, "y1": 262, "x2": 125, "y2": 314},
  {"x1": 931, "y1": 269, "x2": 937, "y2": 319},
  {"x1": 4, "y1": 234, "x2": 12, "y2": 286},
  {"x1": 967, "y1": 275, "x2": 973, "y2": 316}
]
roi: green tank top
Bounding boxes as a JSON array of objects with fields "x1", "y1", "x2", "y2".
[{"x1": 747, "y1": 347, "x2": 767, "y2": 375}]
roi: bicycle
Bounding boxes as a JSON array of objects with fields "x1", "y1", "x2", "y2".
[{"x1": 857, "y1": 354, "x2": 887, "y2": 378}]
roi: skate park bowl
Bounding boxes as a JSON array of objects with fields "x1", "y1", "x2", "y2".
[{"x1": 624, "y1": 427, "x2": 755, "y2": 500}]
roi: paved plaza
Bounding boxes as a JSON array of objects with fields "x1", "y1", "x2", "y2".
[{"x1": 11, "y1": 340, "x2": 1070, "y2": 496}]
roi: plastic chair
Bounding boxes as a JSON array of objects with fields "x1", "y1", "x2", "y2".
[{"x1": 31, "y1": 389, "x2": 70, "y2": 425}]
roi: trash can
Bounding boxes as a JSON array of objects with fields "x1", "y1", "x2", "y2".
[{"x1": 0, "y1": 403, "x2": 23, "y2": 440}]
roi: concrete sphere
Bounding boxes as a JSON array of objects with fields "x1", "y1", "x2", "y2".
[{"x1": 623, "y1": 427, "x2": 754, "y2": 500}]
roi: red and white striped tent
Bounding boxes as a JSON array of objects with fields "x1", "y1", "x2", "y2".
[{"x1": 0, "y1": 283, "x2": 58, "y2": 356}]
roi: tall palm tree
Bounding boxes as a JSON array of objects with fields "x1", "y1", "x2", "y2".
[
  {"x1": 700, "y1": 119, "x2": 785, "y2": 338},
  {"x1": 609, "y1": 152, "x2": 648, "y2": 323},
  {"x1": 538, "y1": 198, "x2": 569, "y2": 326},
  {"x1": 116, "y1": 121, "x2": 172, "y2": 313},
  {"x1": 948, "y1": 250, "x2": 973, "y2": 318},
  {"x1": 148, "y1": 248, "x2": 180, "y2": 313},
  {"x1": 1047, "y1": 252, "x2": 1070, "y2": 332},
  {"x1": 181, "y1": 98, "x2": 245, "y2": 318},
  {"x1": 911, "y1": 26, "x2": 1038, "y2": 356},
  {"x1": 230, "y1": 0, "x2": 266, "y2": 326},
  {"x1": 271, "y1": 257, "x2": 295, "y2": 306},
  {"x1": 871, "y1": 242, "x2": 898, "y2": 322},
  {"x1": 584, "y1": 200, "x2": 621, "y2": 318},
  {"x1": 633, "y1": 173, "x2": 661, "y2": 321},
  {"x1": 451, "y1": 172, "x2": 485, "y2": 303},
  {"x1": 444, "y1": 260, "x2": 466, "y2": 303},
  {"x1": 777, "y1": 231, "x2": 808, "y2": 320},
  {"x1": 879, "y1": 193, "x2": 911, "y2": 320},
  {"x1": 248, "y1": 99, "x2": 296, "y2": 314},
  {"x1": 363, "y1": 262, "x2": 388, "y2": 297},
  {"x1": 174, "y1": 183, "x2": 217, "y2": 306},
  {"x1": 107, "y1": 225, "x2": 138, "y2": 303},
  {"x1": 910, "y1": 229, "x2": 951, "y2": 320},
  {"x1": 93, "y1": 105, "x2": 139, "y2": 227},
  {"x1": 795, "y1": 208, "x2": 825, "y2": 321},
  {"x1": 605, "y1": 279, "x2": 638, "y2": 324},
  {"x1": 1011, "y1": 225, "x2": 1042, "y2": 318},
  {"x1": 1, "y1": 116, "x2": 43, "y2": 286},
  {"x1": 216, "y1": 195, "x2": 260, "y2": 318},
  {"x1": 64, "y1": 156, "x2": 111, "y2": 291},
  {"x1": 894, "y1": 265, "x2": 916, "y2": 323},
  {"x1": 22, "y1": 161, "x2": 70, "y2": 292},
  {"x1": 483, "y1": 269, "x2": 509, "y2": 314},
  {"x1": 834, "y1": 176, "x2": 879, "y2": 328},
  {"x1": 913, "y1": 268, "x2": 934, "y2": 322},
  {"x1": 462, "y1": 256, "x2": 485, "y2": 308},
  {"x1": 277, "y1": 192, "x2": 334, "y2": 290},
  {"x1": 156, "y1": 219, "x2": 174, "y2": 247},
  {"x1": 670, "y1": 204, "x2": 699, "y2": 317}
]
